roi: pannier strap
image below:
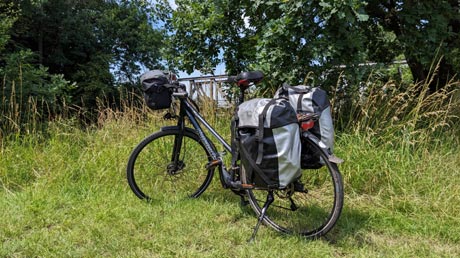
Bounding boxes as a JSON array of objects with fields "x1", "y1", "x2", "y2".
[
  {"x1": 297, "y1": 93, "x2": 304, "y2": 112},
  {"x1": 296, "y1": 95, "x2": 320, "y2": 113},
  {"x1": 238, "y1": 139, "x2": 279, "y2": 189},
  {"x1": 256, "y1": 98, "x2": 279, "y2": 165},
  {"x1": 282, "y1": 83, "x2": 311, "y2": 94}
]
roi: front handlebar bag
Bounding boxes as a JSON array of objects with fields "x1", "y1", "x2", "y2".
[{"x1": 140, "y1": 70, "x2": 172, "y2": 110}]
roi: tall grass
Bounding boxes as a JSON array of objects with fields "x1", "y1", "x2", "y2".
[
  {"x1": 329, "y1": 63, "x2": 460, "y2": 196},
  {"x1": 333, "y1": 66, "x2": 459, "y2": 146},
  {"x1": 1, "y1": 67, "x2": 459, "y2": 194},
  {"x1": 1, "y1": 80, "x2": 36, "y2": 137},
  {"x1": 1, "y1": 70, "x2": 460, "y2": 256}
]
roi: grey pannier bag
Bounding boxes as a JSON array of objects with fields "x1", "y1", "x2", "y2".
[
  {"x1": 274, "y1": 84, "x2": 335, "y2": 169},
  {"x1": 234, "y1": 98, "x2": 301, "y2": 189}
]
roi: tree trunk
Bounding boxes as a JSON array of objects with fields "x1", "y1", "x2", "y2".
[
  {"x1": 405, "y1": 54, "x2": 455, "y2": 92},
  {"x1": 38, "y1": 29, "x2": 43, "y2": 65},
  {"x1": 405, "y1": 56, "x2": 426, "y2": 83},
  {"x1": 366, "y1": 0, "x2": 459, "y2": 92}
]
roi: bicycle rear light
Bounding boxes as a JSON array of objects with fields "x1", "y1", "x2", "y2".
[
  {"x1": 301, "y1": 120, "x2": 315, "y2": 131},
  {"x1": 237, "y1": 79, "x2": 249, "y2": 87}
]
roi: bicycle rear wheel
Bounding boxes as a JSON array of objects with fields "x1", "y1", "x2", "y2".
[
  {"x1": 127, "y1": 128, "x2": 215, "y2": 201},
  {"x1": 244, "y1": 137, "x2": 343, "y2": 238}
]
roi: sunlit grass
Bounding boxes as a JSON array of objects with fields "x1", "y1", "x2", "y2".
[{"x1": 1, "y1": 74, "x2": 460, "y2": 256}]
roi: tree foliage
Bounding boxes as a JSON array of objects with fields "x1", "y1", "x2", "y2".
[
  {"x1": 365, "y1": 0, "x2": 460, "y2": 91},
  {"x1": 2, "y1": 0, "x2": 165, "y2": 110},
  {"x1": 165, "y1": 0, "x2": 460, "y2": 91},
  {"x1": 0, "y1": 2, "x2": 16, "y2": 53}
]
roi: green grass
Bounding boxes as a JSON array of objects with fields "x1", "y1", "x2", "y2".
[{"x1": 1, "y1": 107, "x2": 460, "y2": 257}]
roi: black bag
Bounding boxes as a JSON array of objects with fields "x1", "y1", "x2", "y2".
[
  {"x1": 234, "y1": 98, "x2": 301, "y2": 189},
  {"x1": 140, "y1": 70, "x2": 172, "y2": 110},
  {"x1": 275, "y1": 84, "x2": 335, "y2": 169},
  {"x1": 300, "y1": 139, "x2": 323, "y2": 169}
]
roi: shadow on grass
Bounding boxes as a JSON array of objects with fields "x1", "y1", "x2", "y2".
[
  {"x1": 194, "y1": 188, "x2": 372, "y2": 242},
  {"x1": 192, "y1": 187, "x2": 256, "y2": 214},
  {"x1": 323, "y1": 206, "x2": 371, "y2": 245}
]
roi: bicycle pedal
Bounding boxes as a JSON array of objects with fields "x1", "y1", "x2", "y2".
[
  {"x1": 239, "y1": 196, "x2": 249, "y2": 206},
  {"x1": 293, "y1": 181, "x2": 308, "y2": 193},
  {"x1": 205, "y1": 160, "x2": 222, "y2": 170}
]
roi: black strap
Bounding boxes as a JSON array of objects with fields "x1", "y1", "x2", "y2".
[
  {"x1": 238, "y1": 140, "x2": 278, "y2": 188},
  {"x1": 282, "y1": 83, "x2": 312, "y2": 94},
  {"x1": 256, "y1": 98, "x2": 278, "y2": 164},
  {"x1": 286, "y1": 85, "x2": 322, "y2": 113},
  {"x1": 297, "y1": 93, "x2": 304, "y2": 112}
]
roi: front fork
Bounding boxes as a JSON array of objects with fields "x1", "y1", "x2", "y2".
[
  {"x1": 168, "y1": 97, "x2": 246, "y2": 191},
  {"x1": 168, "y1": 110, "x2": 186, "y2": 174}
]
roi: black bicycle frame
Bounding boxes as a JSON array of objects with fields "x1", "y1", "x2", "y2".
[{"x1": 168, "y1": 92, "x2": 235, "y2": 188}]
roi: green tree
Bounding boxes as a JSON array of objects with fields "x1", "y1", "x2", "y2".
[
  {"x1": 165, "y1": 0, "x2": 459, "y2": 91},
  {"x1": 2, "y1": 3, "x2": 68, "y2": 114},
  {"x1": 5, "y1": 0, "x2": 165, "y2": 108},
  {"x1": 365, "y1": 0, "x2": 460, "y2": 91},
  {"x1": 1, "y1": 4, "x2": 73, "y2": 135},
  {"x1": 0, "y1": 3, "x2": 16, "y2": 53},
  {"x1": 166, "y1": 0, "x2": 376, "y2": 89}
]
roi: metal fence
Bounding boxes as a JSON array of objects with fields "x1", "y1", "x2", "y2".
[{"x1": 178, "y1": 75, "x2": 231, "y2": 107}]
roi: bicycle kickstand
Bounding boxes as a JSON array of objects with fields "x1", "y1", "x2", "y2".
[{"x1": 248, "y1": 190, "x2": 274, "y2": 242}]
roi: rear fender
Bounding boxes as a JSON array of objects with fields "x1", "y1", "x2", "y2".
[{"x1": 302, "y1": 131, "x2": 344, "y2": 164}]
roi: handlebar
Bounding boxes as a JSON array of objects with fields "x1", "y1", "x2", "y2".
[
  {"x1": 172, "y1": 91, "x2": 188, "y2": 98},
  {"x1": 164, "y1": 82, "x2": 186, "y2": 90},
  {"x1": 227, "y1": 76, "x2": 238, "y2": 83},
  {"x1": 166, "y1": 82, "x2": 189, "y2": 99}
]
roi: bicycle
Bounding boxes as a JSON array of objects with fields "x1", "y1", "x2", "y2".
[{"x1": 126, "y1": 71, "x2": 343, "y2": 240}]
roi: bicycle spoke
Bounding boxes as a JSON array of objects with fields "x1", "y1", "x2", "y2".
[
  {"x1": 127, "y1": 129, "x2": 215, "y2": 201},
  {"x1": 244, "y1": 137, "x2": 343, "y2": 238}
]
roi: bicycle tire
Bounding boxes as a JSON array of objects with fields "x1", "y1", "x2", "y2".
[
  {"x1": 127, "y1": 128, "x2": 215, "y2": 201},
  {"x1": 243, "y1": 136, "x2": 344, "y2": 238}
]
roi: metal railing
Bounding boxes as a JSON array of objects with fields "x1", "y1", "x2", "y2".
[{"x1": 178, "y1": 75, "x2": 231, "y2": 107}]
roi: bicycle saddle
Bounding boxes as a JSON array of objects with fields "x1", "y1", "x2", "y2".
[{"x1": 228, "y1": 71, "x2": 264, "y2": 87}]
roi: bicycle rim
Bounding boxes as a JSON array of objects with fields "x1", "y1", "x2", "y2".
[
  {"x1": 244, "y1": 138, "x2": 343, "y2": 238},
  {"x1": 127, "y1": 129, "x2": 214, "y2": 201}
]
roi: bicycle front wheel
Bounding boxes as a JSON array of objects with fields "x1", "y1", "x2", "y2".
[
  {"x1": 127, "y1": 128, "x2": 215, "y2": 201},
  {"x1": 244, "y1": 137, "x2": 343, "y2": 238}
]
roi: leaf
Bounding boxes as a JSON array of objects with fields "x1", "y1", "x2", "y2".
[
  {"x1": 319, "y1": 2, "x2": 331, "y2": 9},
  {"x1": 356, "y1": 13, "x2": 369, "y2": 22}
]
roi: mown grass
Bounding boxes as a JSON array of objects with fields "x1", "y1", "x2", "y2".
[{"x1": 1, "y1": 78, "x2": 460, "y2": 256}]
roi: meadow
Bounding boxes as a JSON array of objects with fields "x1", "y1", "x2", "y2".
[{"x1": 1, "y1": 78, "x2": 460, "y2": 257}]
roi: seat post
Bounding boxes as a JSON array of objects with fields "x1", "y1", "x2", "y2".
[{"x1": 238, "y1": 89, "x2": 246, "y2": 105}]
